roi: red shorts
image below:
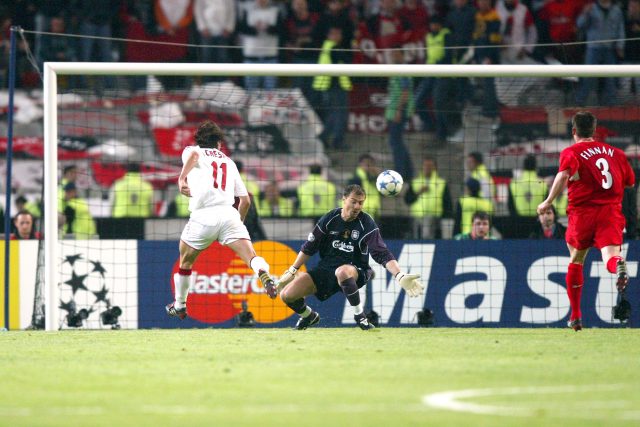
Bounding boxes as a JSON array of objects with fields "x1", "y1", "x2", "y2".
[{"x1": 565, "y1": 204, "x2": 625, "y2": 250}]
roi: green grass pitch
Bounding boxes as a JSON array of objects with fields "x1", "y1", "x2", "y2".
[{"x1": 1, "y1": 328, "x2": 639, "y2": 427}]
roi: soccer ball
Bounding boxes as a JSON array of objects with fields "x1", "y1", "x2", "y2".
[{"x1": 376, "y1": 170, "x2": 403, "y2": 197}]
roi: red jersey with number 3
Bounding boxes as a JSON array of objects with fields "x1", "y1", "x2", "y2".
[{"x1": 559, "y1": 140, "x2": 635, "y2": 208}]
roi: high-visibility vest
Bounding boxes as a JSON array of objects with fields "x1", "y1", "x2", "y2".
[
  {"x1": 409, "y1": 172, "x2": 447, "y2": 218},
  {"x1": 312, "y1": 40, "x2": 352, "y2": 91},
  {"x1": 61, "y1": 198, "x2": 96, "y2": 239},
  {"x1": 355, "y1": 167, "x2": 380, "y2": 218},
  {"x1": 112, "y1": 172, "x2": 154, "y2": 218},
  {"x1": 459, "y1": 195, "x2": 493, "y2": 234},
  {"x1": 240, "y1": 173, "x2": 260, "y2": 198},
  {"x1": 426, "y1": 28, "x2": 450, "y2": 64},
  {"x1": 471, "y1": 164, "x2": 495, "y2": 200},
  {"x1": 509, "y1": 170, "x2": 548, "y2": 216},
  {"x1": 175, "y1": 193, "x2": 190, "y2": 217},
  {"x1": 258, "y1": 197, "x2": 295, "y2": 217},
  {"x1": 298, "y1": 174, "x2": 337, "y2": 217},
  {"x1": 555, "y1": 188, "x2": 568, "y2": 217}
]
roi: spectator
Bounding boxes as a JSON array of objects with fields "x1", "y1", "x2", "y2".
[
  {"x1": 284, "y1": 0, "x2": 319, "y2": 99},
  {"x1": 537, "y1": 0, "x2": 585, "y2": 64},
  {"x1": 313, "y1": 0, "x2": 354, "y2": 51},
  {"x1": 194, "y1": 0, "x2": 236, "y2": 82},
  {"x1": 405, "y1": 155, "x2": 453, "y2": 238},
  {"x1": 507, "y1": 154, "x2": 548, "y2": 237},
  {"x1": 348, "y1": 154, "x2": 381, "y2": 218},
  {"x1": 446, "y1": 0, "x2": 477, "y2": 107},
  {"x1": 39, "y1": 15, "x2": 78, "y2": 69},
  {"x1": 168, "y1": 192, "x2": 190, "y2": 218},
  {"x1": 622, "y1": 184, "x2": 638, "y2": 240},
  {"x1": 454, "y1": 210, "x2": 495, "y2": 240},
  {"x1": 575, "y1": 0, "x2": 625, "y2": 106},
  {"x1": 385, "y1": 46, "x2": 415, "y2": 180},
  {"x1": 111, "y1": 163, "x2": 154, "y2": 218},
  {"x1": 496, "y1": 0, "x2": 538, "y2": 64},
  {"x1": 312, "y1": 26, "x2": 352, "y2": 150},
  {"x1": 467, "y1": 151, "x2": 495, "y2": 201},
  {"x1": 238, "y1": 0, "x2": 284, "y2": 91},
  {"x1": 15, "y1": 195, "x2": 41, "y2": 218},
  {"x1": 10, "y1": 210, "x2": 42, "y2": 240},
  {"x1": 61, "y1": 183, "x2": 96, "y2": 239},
  {"x1": 257, "y1": 181, "x2": 295, "y2": 217},
  {"x1": 297, "y1": 164, "x2": 337, "y2": 218},
  {"x1": 360, "y1": 0, "x2": 408, "y2": 60},
  {"x1": 398, "y1": 0, "x2": 429, "y2": 39},
  {"x1": 77, "y1": 0, "x2": 119, "y2": 91},
  {"x1": 529, "y1": 205, "x2": 566, "y2": 239},
  {"x1": 453, "y1": 178, "x2": 494, "y2": 236},
  {"x1": 623, "y1": 0, "x2": 640, "y2": 99},
  {"x1": 472, "y1": 0, "x2": 501, "y2": 119},
  {"x1": 414, "y1": 15, "x2": 454, "y2": 140}
]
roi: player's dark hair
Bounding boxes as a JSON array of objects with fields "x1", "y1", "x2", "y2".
[
  {"x1": 343, "y1": 184, "x2": 366, "y2": 198},
  {"x1": 539, "y1": 204, "x2": 557, "y2": 220},
  {"x1": 523, "y1": 154, "x2": 536, "y2": 171},
  {"x1": 309, "y1": 164, "x2": 323, "y2": 175},
  {"x1": 13, "y1": 210, "x2": 37, "y2": 239},
  {"x1": 195, "y1": 120, "x2": 224, "y2": 148},
  {"x1": 572, "y1": 111, "x2": 597, "y2": 138},
  {"x1": 469, "y1": 152, "x2": 483, "y2": 164},
  {"x1": 472, "y1": 210, "x2": 491, "y2": 224},
  {"x1": 358, "y1": 153, "x2": 375, "y2": 163},
  {"x1": 63, "y1": 165, "x2": 77, "y2": 175}
]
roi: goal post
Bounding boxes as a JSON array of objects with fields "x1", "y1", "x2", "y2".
[{"x1": 41, "y1": 62, "x2": 640, "y2": 331}]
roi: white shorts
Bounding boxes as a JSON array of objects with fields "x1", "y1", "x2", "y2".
[{"x1": 180, "y1": 206, "x2": 250, "y2": 250}]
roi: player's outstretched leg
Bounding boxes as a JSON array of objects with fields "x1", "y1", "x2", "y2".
[
  {"x1": 166, "y1": 302, "x2": 187, "y2": 320},
  {"x1": 616, "y1": 258, "x2": 629, "y2": 293}
]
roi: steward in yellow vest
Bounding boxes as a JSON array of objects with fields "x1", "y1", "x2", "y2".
[
  {"x1": 297, "y1": 164, "x2": 337, "y2": 217},
  {"x1": 348, "y1": 154, "x2": 380, "y2": 218},
  {"x1": 111, "y1": 164, "x2": 154, "y2": 218},
  {"x1": 508, "y1": 155, "x2": 548, "y2": 217},
  {"x1": 405, "y1": 156, "x2": 453, "y2": 219},
  {"x1": 454, "y1": 178, "x2": 494, "y2": 235},
  {"x1": 467, "y1": 151, "x2": 495, "y2": 200},
  {"x1": 312, "y1": 30, "x2": 352, "y2": 92},
  {"x1": 257, "y1": 181, "x2": 295, "y2": 217},
  {"x1": 60, "y1": 182, "x2": 96, "y2": 239}
]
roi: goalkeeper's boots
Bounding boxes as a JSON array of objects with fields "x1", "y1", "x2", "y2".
[
  {"x1": 616, "y1": 259, "x2": 629, "y2": 293},
  {"x1": 355, "y1": 313, "x2": 376, "y2": 331},
  {"x1": 568, "y1": 318, "x2": 582, "y2": 332},
  {"x1": 294, "y1": 311, "x2": 320, "y2": 330},
  {"x1": 259, "y1": 270, "x2": 278, "y2": 299},
  {"x1": 166, "y1": 302, "x2": 187, "y2": 320}
]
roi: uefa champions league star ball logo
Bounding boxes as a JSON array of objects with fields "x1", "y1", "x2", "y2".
[{"x1": 59, "y1": 254, "x2": 122, "y2": 329}]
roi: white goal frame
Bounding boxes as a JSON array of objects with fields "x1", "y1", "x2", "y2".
[{"x1": 42, "y1": 62, "x2": 640, "y2": 331}]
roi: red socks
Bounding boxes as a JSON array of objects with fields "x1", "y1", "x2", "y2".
[
  {"x1": 566, "y1": 263, "x2": 583, "y2": 321},
  {"x1": 606, "y1": 256, "x2": 622, "y2": 274}
]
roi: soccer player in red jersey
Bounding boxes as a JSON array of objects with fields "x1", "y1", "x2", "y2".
[{"x1": 537, "y1": 111, "x2": 635, "y2": 331}]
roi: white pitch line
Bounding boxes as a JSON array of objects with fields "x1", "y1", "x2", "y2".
[{"x1": 423, "y1": 384, "x2": 631, "y2": 418}]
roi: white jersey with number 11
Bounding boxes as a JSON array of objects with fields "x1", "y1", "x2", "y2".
[{"x1": 181, "y1": 145, "x2": 248, "y2": 212}]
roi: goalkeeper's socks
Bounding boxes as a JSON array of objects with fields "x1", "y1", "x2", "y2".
[
  {"x1": 566, "y1": 263, "x2": 583, "y2": 321},
  {"x1": 174, "y1": 268, "x2": 192, "y2": 309},
  {"x1": 339, "y1": 277, "x2": 361, "y2": 307},
  {"x1": 300, "y1": 306, "x2": 312, "y2": 318},
  {"x1": 286, "y1": 298, "x2": 309, "y2": 315}
]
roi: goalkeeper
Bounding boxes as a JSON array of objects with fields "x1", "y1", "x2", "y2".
[{"x1": 277, "y1": 184, "x2": 424, "y2": 330}]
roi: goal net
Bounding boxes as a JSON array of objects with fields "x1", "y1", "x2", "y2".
[{"x1": 10, "y1": 62, "x2": 637, "y2": 330}]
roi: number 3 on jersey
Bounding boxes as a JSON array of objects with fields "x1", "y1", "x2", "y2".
[
  {"x1": 596, "y1": 158, "x2": 613, "y2": 189},
  {"x1": 211, "y1": 161, "x2": 227, "y2": 190}
]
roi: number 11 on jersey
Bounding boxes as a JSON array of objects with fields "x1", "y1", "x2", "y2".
[{"x1": 212, "y1": 161, "x2": 227, "y2": 190}]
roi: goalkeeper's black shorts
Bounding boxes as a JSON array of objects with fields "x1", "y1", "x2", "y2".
[{"x1": 308, "y1": 265, "x2": 374, "y2": 302}]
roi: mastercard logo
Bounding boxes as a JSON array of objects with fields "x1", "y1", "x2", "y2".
[{"x1": 171, "y1": 241, "x2": 303, "y2": 324}]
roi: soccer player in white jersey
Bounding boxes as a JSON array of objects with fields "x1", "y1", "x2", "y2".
[{"x1": 166, "y1": 121, "x2": 277, "y2": 320}]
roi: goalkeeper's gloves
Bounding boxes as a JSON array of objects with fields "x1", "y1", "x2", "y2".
[
  {"x1": 276, "y1": 266, "x2": 298, "y2": 293},
  {"x1": 395, "y1": 272, "x2": 425, "y2": 297}
]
